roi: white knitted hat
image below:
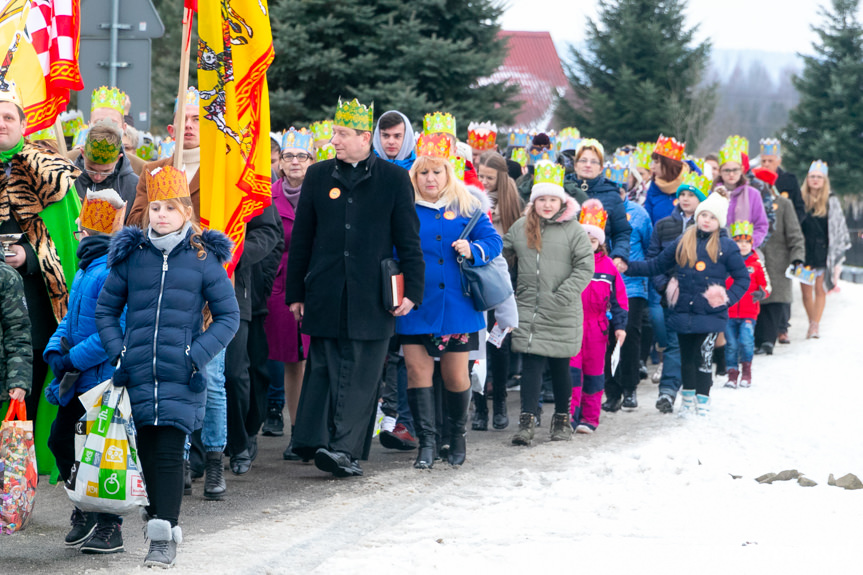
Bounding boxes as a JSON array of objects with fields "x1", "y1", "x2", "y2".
[{"x1": 694, "y1": 191, "x2": 729, "y2": 229}]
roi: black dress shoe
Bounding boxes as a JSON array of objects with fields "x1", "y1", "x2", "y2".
[
  {"x1": 602, "y1": 397, "x2": 623, "y2": 412},
  {"x1": 230, "y1": 450, "x2": 252, "y2": 475},
  {"x1": 314, "y1": 448, "x2": 357, "y2": 478},
  {"x1": 622, "y1": 391, "x2": 638, "y2": 410}
]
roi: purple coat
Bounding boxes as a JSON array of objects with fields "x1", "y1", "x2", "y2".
[
  {"x1": 265, "y1": 180, "x2": 310, "y2": 363},
  {"x1": 727, "y1": 184, "x2": 769, "y2": 248}
]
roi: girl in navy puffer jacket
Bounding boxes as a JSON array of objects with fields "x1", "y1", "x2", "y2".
[
  {"x1": 95, "y1": 166, "x2": 239, "y2": 567},
  {"x1": 626, "y1": 192, "x2": 750, "y2": 417}
]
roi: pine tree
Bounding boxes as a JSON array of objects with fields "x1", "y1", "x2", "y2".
[
  {"x1": 782, "y1": 0, "x2": 863, "y2": 195},
  {"x1": 556, "y1": 0, "x2": 715, "y2": 151},
  {"x1": 267, "y1": 0, "x2": 519, "y2": 135}
]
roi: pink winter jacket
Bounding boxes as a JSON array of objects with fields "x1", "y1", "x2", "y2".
[{"x1": 570, "y1": 252, "x2": 629, "y2": 367}]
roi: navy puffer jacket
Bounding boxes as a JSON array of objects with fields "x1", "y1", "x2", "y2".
[
  {"x1": 567, "y1": 174, "x2": 632, "y2": 262},
  {"x1": 626, "y1": 228, "x2": 750, "y2": 334},
  {"x1": 95, "y1": 226, "x2": 240, "y2": 434}
]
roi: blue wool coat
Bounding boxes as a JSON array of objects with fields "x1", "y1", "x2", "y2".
[
  {"x1": 567, "y1": 174, "x2": 632, "y2": 262},
  {"x1": 626, "y1": 229, "x2": 750, "y2": 334},
  {"x1": 622, "y1": 199, "x2": 653, "y2": 301},
  {"x1": 95, "y1": 226, "x2": 240, "y2": 434},
  {"x1": 397, "y1": 200, "x2": 502, "y2": 336},
  {"x1": 44, "y1": 253, "x2": 119, "y2": 406}
]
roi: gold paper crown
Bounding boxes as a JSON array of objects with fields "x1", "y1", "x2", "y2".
[
  {"x1": 145, "y1": 166, "x2": 190, "y2": 203},
  {"x1": 0, "y1": 79, "x2": 23, "y2": 110},
  {"x1": 423, "y1": 112, "x2": 456, "y2": 137},
  {"x1": 467, "y1": 121, "x2": 497, "y2": 151},
  {"x1": 310, "y1": 120, "x2": 333, "y2": 142},
  {"x1": 316, "y1": 143, "x2": 336, "y2": 161},
  {"x1": 718, "y1": 136, "x2": 748, "y2": 167},
  {"x1": 533, "y1": 161, "x2": 565, "y2": 187},
  {"x1": 334, "y1": 98, "x2": 373, "y2": 132},
  {"x1": 653, "y1": 135, "x2": 685, "y2": 161},
  {"x1": 579, "y1": 199, "x2": 608, "y2": 231},
  {"x1": 84, "y1": 136, "x2": 122, "y2": 165},
  {"x1": 416, "y1": 133, "x2": 453, "y2": 159},
  {"x1": 730, "y1": 220, "x2": 754, "y2": 240},
  {"x1": 449, "y1": 156, "x2": 465, "y2": 181},
  {"x1": 91, "y1": 86, "x2": 126, "y2": 115},
  {"x1": 577, "y1": 138, "x2": 605, "y2": 160},
  {"x1": 511, "y1": 147, "x2": 528, "y2": 167},
  {"x1": 80, "y1": 191, "x2": 126, "y2": 234}
]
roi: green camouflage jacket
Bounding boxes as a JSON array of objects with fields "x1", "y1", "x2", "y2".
[{"x1": 0, "y1": 260, "x2": 32, "y2": 398}]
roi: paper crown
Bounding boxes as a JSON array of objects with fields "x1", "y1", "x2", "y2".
[
  {"x1": 653, "y1": 135, "x2": 685, "y2": 161},
  {"x1": 137, "y1": 140, "x2": 157, "y2": 161},
  {"x1": 467, "y1": 121, "x2": 497, "y2": 151},
  {"x1": 310, "y1": 120, "x2": 333, "y2": 142},
  {"x1": 604, "y1": 159, "x2": 630, "y2": 186},
  {"x1": 724, "y1": 135, "x2": 749, "y2": 155},
  {"x1": 158, "y1": 137, "x2": 175, "y2": 159},
  {"x1": 0, "y1": 80, "x2": 23, "y2": 110},
  {"x1": 84, "y1": 134, "x2": 122, "y2": 165},
  {"x1": 28, "y1": 127, "x2": 55, "y2": 141},
  {"x1": 423, "y1": 112, "x2": 456, "y2": 137},
  {"x1": 316, "y1": 143, "x2": 336, "y2": 161},
  {"x1": 145, "y1": 166, "x2": 190, "y2": 202},
  {"x1": 72, "y1": 126, "x2": 89, "y2": 149},
  {"x1": 529, "y1": 149, "x2": 553, "y2": 165},
  {"x1": 91, "y1": 86, "x2": 126, "y2": 115},
  {"x1": 174, "y1": 87, "x2": 199, "y2": 113},
  {"x1": 449, "y1": 156, "x2": 465, "y2": 181},
  {"x1": 508, "y1": 129, "x2": 529, "y2": 148},
  {"x1": 281, "y1": 127, "x2": 315, "y2": 154},
  {"x1": 533, "y1": 161, "x2": 565, "y2": 188},
  {"x1": 416, "y1": 133, "x2": 453, "y2": 159},
  {"x1": 60, "y1": 110, "x2": 84, "y2": 137},
  {"x1": 80, "y1": 189, "x2": 126, "y2": 234},
  {"x1": 334, "y1": 98, "x2": 374, "y2": 132},
  {"x1": 760, "y1": 138, "x2": 781, "y2": 157},
  {"x1": 676, "y1": 171, "x2": 712, "y2": 202},
  {"x1": 718, "y1": 136, "x2": 748, "y2": 167},
  {"x1": 633, "y1": 142, "x2": 653, "y2": 170},
  {"x1": 613, "y1": 148, "x2": 631, "y2": 166},
  {"x1": 511, "y1": 147, "x2": 528, "y2": 167},
  {"x1": 557, "y1": 127, "x2": 581, "y2": 153},
  {"x1": 577, "y1": 138, "x2": 605, "y2": 160},
  {"x1": 809, "y1": 160, "x2": 828, "y2": 176},
  {"x1": 687, "y1": 155, "x2": 705, "y2": 175},
  {"x1": 730, "y1": 220, "x2": 754, "y2": 240},
  {"x1": 579, "y1": 198, "x2": 608, "y2": 231}
]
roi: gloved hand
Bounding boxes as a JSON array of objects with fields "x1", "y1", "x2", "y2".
[
  {"x1": 44, "y1": 383, "x2": 60, "y2": 406},
  {"x1": 45, "y1": 350, "x2": 66, "y2": 378},
  {"x1": 751, "y1": 288, "x2": 766, "y2": 302}
]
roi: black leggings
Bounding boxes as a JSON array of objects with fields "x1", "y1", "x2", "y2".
[
  {"x1": 137, "y1": 425, "x2": 186, "y2": 527},
  {"x1": 520, "y1": 354, "x2": 572, "y2": 416},
  {"x1": 678, "y1": 332, "x2": 717, "y2": 396}
]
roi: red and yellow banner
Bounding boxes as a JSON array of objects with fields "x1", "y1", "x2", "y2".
[{"x1": 198, "y1": 0, "x2": 274, "y2": 277}]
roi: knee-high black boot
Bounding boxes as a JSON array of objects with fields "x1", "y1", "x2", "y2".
[
  {"x1": 407, "y1": 387, "x2": 436, "y2": 469},
  {"x1": 445, "y1": 388, "x2": 471, "y2": 466}
]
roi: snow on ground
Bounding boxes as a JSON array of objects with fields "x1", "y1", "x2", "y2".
[{"x1": 129, "y1": 283, "x2": 863, "y2": 575}]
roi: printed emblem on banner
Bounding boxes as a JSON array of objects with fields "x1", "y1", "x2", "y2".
[
  {"x1": 695, "y1": 261, "x2": 706, "y2": 271},
  {"x1": 443, "y1": 210, "x2": 456, "y2": 220},
  {"x1": 329, "y1": 188, "x2": 341, "y2": 199}
]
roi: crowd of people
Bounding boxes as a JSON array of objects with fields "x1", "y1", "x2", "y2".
[{"x1": 0, "y1": 79, "x2": 853, "y2": 569}]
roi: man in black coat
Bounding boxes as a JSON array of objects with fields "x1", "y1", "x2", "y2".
[
  {"x1": 759, "y1": 139, "x2": 805, "y2": 221},
  {"x1": 285, "y1": 98, "x2": 424, "y2": 477}
]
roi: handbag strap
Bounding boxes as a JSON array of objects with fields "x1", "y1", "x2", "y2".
[
  {"x1": 3, "y1": 399, "x2": 27, "y2": 422},
  {"x1": 457, "y1": 210, "x2": 483, "y2": 241}
]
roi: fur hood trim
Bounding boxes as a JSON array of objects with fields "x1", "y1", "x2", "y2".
[
  {"x1": 525, "y1": 195, "x2": 580, "y2": 224},
  {"x1": 200, "y1": 228, "x2": 234, "y2": 264},
  {"x1": 108, "y1": 226, "x2": 234, "y2": 267},
  {"x1": 466, "y1": 184, "x2": 492, "y2": 214}
]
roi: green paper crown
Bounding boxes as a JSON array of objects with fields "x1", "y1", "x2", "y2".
[
  {"x1": 334, "y1": 98, "x2": 373, "y2": 132},
  {"x1": 449, "y1": 156, "x2": 465, "y2": 181},
  {"x1": 730, "y1": 220, "x2": 754, "y2": 239},
  {"x1": 423, "y1": 111, "x2": 456, "y2": 137},
  {"x1": 84, "y1": 137, "x2": 122, "y2": 165},
  {"x1": 677, "y1": 172, "x2": 711, "y2": 202},
  {"x1": 60, "y1": 110, "x2": 84, "y2": 137},
  {"x1": 533, "y1": 161, "x2": 564, "y2": 187},
  {"x1": 91, "y1": 86, "x2": 126, "y2": 115},
  {"x1": 723, "y1": 135, "x2": 749, "y2": 155},
  {"x1": 29, "y1": 127, "x2": 55, "y2": 141},
  {"x1": 511, "y1": 147, "x2": 528, "y2": 167},
  {"x1": 316, "y1": 143, "x2": 336, "y2": 161},
  {"x1": 311, "y1": 120, "x2": 333, "y2": 142},
  {"x1": 718, "y1": 136, "x2": 748, "y2": 167}
]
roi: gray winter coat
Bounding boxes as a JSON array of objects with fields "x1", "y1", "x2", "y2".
[
  {"x1": 761, "y1": 193, "x2": 805, "y2": 304},
  {"x1": 503, "y1": 196, "x2": 594, "y2": 358}
]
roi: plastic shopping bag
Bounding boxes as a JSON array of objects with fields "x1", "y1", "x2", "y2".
[
  {"x1": 65, "y1": 379, "x2": 149, "y2": 514},
  {"x1": 0, "y1": 399, "x2": 38, "y2": 534}
]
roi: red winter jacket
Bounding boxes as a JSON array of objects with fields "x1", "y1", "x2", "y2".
[{"x1": 727, "y1": 251, "x2": 770, "y2": 319}]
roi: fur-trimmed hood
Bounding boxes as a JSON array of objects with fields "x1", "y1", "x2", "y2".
[
  {"x1": 466, "y1": 183, "x2": 492, "y2": 214},
  {"x1": 525, "y1": 195, "x2": 580, "y2": 223},
  {"x1": 108, "y1": 225, "x2": 234, "y2": 267}
]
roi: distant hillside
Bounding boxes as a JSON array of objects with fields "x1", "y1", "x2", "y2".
[{"x1": 710, "y1": 49, "x2": 802, "y2": 82}]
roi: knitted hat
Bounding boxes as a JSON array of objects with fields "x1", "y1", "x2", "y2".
[
  {"x1": 529, "y1": 161, "x2": 567, "y2": 204},
  {"x1": 579, "y1": 198, "x2": 607, "y2": 244},
  {"x1": 694, "y1": 191, "x2": 729, "y2": 229}
]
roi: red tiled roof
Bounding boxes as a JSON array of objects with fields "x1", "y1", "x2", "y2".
[{"x1": 491, "y1": 31, "x2": 569, "y2": 131}]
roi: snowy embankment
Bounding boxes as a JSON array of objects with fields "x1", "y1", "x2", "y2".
[{"x1": 163, "y1": 282, "x2": 862, "y2": 575}]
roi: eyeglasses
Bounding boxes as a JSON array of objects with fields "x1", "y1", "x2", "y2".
[
  {"x1": 281, "y1": 153, "x2": 312, "y2": 162},
  {"x1": 73, "y1": 230, "x2": 85, "y2": 241},
  {"x1": 84, "y1": 168, "x2": 113, "y2": 178},
  {"x1": 720, "y1": 168, "x2": 741, "y2": 175},
  {"x1": 576, "y1": 159, "x2": 601, "y2": 166}
]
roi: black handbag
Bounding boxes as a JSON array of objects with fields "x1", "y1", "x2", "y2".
[{"x1": 457, "y1": 210, "x2": 512, "y2": 311}]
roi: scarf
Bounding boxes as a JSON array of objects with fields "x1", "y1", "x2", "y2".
[
  {"x1": 0, "y1": 137, "x2": 24, "y2": 163},
  {"x1": 731, "y1": 184, "x2": 751, "y2": 225},
  {"x1": 281, "y1": 180, "x2": 302, "y2": 209},
  {"x1": 148, "y1": 221, "x2": 192, "y2": 254},
  {"x1": 372, "y1": 110, "x2": 416, "y2": 161},
  {"x1": 654, "y1": 172, "x2": 685, "y2": 196},
  {"x1": 76, "y1": 234, "x2": 112, "y2": 270}
]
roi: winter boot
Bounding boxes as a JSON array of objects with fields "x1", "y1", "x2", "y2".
[
  {"x1": 283, "y1": 426, "x2": 302, "y2": 461},
  {"x1": 602, "y1": 396, "x2": 623, "y2": 412},
  {"x1": 471, "y1": 391, "x2": 488, "y2": 431},
  {"x1": 655, "y1": 393, "x2": 674, "y2": 414},
  {"x1": 739, "y1": 362, "x2": 752, "y2": 388},
  {"x1": 622, "y1": 390, "x2": 638, "y2": 410},
  {"x1": 639, "y1": 360, "x2": 649, "y2": 381},
  {"x1": 492, "y1": 383, "x2": 509, "y2": 430},
  {"x1": 65, "y1": 508, "x2": 97, "y2": 547},
  {"x1": 713, "y1": 346, "x2": 727, "y2": 376},
  {"x1": 511, "y1": 412, "x2": 536, "y2": 446},
  {"x1": 144, "y1": 519, "x2": 182, "y2": 568},
  {"x1": 203, "y1": 451, "x2": 226, "y2": 501},
  {"x1": 261, "y1": 403, "x2": 285, "y2": 436},
  {"x1": 407, "y1": 387, "x2": 436, "y2": 469},
  {"x1": 724, "y1": 368, "x2": 739, "y2": 389},
  {"x1": 446, "y1": 388, "x2": 471, "y2": 466},
  {"x1": 678, "y1": 389, "x2": 696, "y2": 418},
  {"x1": 696, "y1": 394, "x2": 710, "y2": 417},
  {"x1": 183, "y1": 459, "x2": 192, "y2": 496},
  {"x1": 549, "y1": 412, "x2": 573, "y2": 441},
  {"x1": 80, "y1": 515, "x2": 124, "y2": 554}
]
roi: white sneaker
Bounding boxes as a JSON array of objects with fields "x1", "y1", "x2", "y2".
[{"x1": 651, "y1": 362, "x2": 663, "y2": 383}]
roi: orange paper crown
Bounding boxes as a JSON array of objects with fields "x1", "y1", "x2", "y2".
[
  {"x1": 144, "y1": 166, "x2": 190, "y2": 203},
  {"x1": 578, "y1": 198, "x2": 608, "y2": 231},
  {"x1": 415, "y1": 133, "x2": 453, "y2": 159},
  {"x1": 467, "y1": 121, "x2": 497, "y2": 151},
  {"x1": 653, "y1": 134, "x2": 685, "y2": 162},
  {"x1": 80, "y1": 191, "x2": 126, "y2": 234}
]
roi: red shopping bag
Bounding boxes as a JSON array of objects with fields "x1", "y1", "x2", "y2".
[{"x1": 0, "y1": 399, "x2": 38, "y2": 534}]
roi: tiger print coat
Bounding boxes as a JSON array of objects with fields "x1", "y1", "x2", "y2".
[{"x1": 0, "y1": 142, "x2": 81, "y2": 321}]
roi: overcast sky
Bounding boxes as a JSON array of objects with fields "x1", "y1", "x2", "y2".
[{"x1": 500, "y1": 0, "x2": 863, "y2": 54}]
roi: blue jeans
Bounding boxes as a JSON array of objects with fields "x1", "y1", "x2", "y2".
[
  {"x1": 725, "y1": 318, "x2": 755, "y2": 366},
  {"x1": 266, "y1": 359, "x2": 285, "y2": 408},
  {"x1": 652, "y1": 304, "x2": 681, "y2": 397},
  {"x1": 201, "y1": 348, "x2": 227, "y2": 452}
]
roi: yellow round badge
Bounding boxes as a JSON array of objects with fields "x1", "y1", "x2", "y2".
[
  {"x1": 443, "y1": 210, "x2": 456, "y2": 220},
  {"x1": 695, "y1": 261, "x2": 706, "y2": 271},
  {"x1": 627, "y1": 213, "x2": 632, "y2": 221},
  {"x1": 672, "y1": 199, "x2": 678, "y2": 206},
  {"x1": 773, "y1": 202, "x2": 778, "y2": 211},
  {"x1": 781, "y1": 191, "x2": 788, "y2": 198},
  {"x1": 329, "y1": 188, "x2": 341, "y2": 199}
]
